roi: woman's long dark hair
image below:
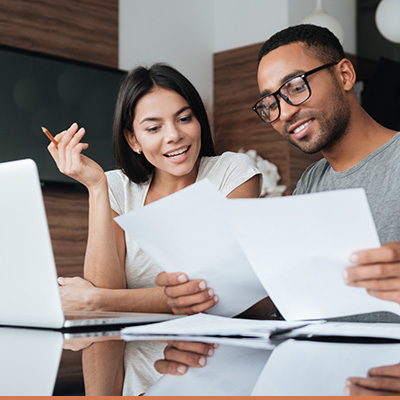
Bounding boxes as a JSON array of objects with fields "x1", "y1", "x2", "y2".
[{"x1": 112, "y1": 63, "x2": 215, "y2": 183}]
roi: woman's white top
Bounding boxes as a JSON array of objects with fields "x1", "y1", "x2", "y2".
[{"x1": 105, "y1": 151, "x2": 260, "y2": 395}]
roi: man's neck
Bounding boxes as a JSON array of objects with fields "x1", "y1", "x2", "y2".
[{"x1": 321, "y1": 108, "x2": 397, "y2": 172}]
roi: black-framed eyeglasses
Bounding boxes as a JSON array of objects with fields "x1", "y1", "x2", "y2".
[{"x1": 252, "y1": 61, "x2": 340, "y2": 124}]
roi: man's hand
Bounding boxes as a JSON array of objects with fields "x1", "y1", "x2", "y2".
[
  {"x1": 345, "y1": 363, "x2": 400, "y2": 395},
  {"x1": 155, "y1": 272, "x2": 218, "y2": 314},
  {"x1": 343, "y1": 242, "x2": 400, "y2": 304},
  {"x1": 154, "y1": 340, "x2": 217, "y2": 376}
]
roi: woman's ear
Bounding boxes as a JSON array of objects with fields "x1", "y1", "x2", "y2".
[
  {"x1": 337, "y1": 58, "x2": 356, "y2": 91},
  {"x1": 124, "y1": 129, "x2": 141, "y2": 153}
]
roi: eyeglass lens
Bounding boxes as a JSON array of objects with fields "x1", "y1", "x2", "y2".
[{"x1": 256, "y1": 76, "x2": 310, "y2": 123}]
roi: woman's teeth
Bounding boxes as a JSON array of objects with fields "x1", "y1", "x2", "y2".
[{"x1": 165, "y1": 146, "x2": 189, "y2": 158}]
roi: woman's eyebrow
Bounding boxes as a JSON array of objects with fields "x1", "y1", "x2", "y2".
[{"x1": 139, "y1": 106, "x2": 192, "y2": 125}]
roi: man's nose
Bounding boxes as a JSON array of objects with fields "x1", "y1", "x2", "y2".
[{"x1": 279, "y1": 97, "x2": 300, "y2": 122}]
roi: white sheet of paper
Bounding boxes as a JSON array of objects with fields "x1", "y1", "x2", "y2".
[
  {"x1": 252, "y1": 339, "x2": 400, "y2": 396},
  {"x1": 287, "y1": 321, "x2": 400, "y2": 341},
  {"x1": 226, "y1": 189, "x2": 400, "y2": 320},
  {"x1": 121, "y1": 313, "x2": 311, "y2": 338},
  {"x1": 115, "y1": 179, "x2": 268, "y2": 317},
  {"x1": 146, "y1": 343, "x2": 272, "y2": 396}
]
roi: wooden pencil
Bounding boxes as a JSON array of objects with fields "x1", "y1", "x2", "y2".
[{"x1": 41, "y1": 126, "x2": 58, "y2": 148}]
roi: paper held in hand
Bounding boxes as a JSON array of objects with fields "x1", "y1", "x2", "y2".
[{"x1": 115, "y1": 179, "x2": 400, "y2": 321}]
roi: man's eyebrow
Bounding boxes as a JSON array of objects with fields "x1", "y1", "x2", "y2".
[{"x1": 259, "y1": 70, "x2": 305, "y2": 98}]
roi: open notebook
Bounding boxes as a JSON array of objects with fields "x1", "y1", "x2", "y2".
[{"x1": 0, "y1": 159, "x2": 177, "y2": 330}]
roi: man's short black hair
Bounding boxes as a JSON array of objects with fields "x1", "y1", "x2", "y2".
[{"x1": 258, "y1": 24, "x2": 345, "y2": 65}]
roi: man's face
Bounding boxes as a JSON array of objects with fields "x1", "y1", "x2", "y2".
[{"x1": 257, "y1": 42, "x2": 350, "y2": 154}]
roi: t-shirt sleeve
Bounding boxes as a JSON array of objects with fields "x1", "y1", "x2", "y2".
[
  {"x1": 105, "y1": 170, "x2": 125, "y2": 215},
  {"x1": 207, "y1": 152, "x2": 262, "y2": 197}
]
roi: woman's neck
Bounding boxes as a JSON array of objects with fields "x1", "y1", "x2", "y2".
[{"x1": 145, "y1": 159, "x2": 200, "y2": 205}]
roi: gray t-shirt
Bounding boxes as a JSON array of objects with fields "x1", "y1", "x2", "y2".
[
  {"x1": 294, "y1": 132, "x2": 400, "y2": 244},
  {"x1": 294, "y1": 132, "x2": 400, "y2": 322}
]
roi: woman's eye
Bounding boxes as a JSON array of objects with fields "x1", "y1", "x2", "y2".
[
  {"x1": 179, "y1": 115, "x2": 192, "y2": 123},
  {"x1": 146, "y1": 126, "x2": 160, "y2": 133}
]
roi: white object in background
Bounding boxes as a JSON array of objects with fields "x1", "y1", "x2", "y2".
[
  {"x1": 301, "y1": 0, "x2": 344, "y2": 44},
  {"x1": 238, "y1": 149, "x2": 286, "y2": 197},
  {"x1": 375, "y1": 0, "x2": 400, "y2": 43}
]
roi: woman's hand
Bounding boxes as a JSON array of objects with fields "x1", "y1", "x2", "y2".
[
  {"x1": 58, "y1": 276, "x2": 99, "y2": 311},
  {"x1": 47, "y1": 122, "x2": 106, "y2": 190},
  {"x1": 155, "y1": 272, "x2": 218, "y2": 315}
]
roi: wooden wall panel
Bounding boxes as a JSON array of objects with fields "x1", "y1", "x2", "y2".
[
  {"x1": 213, "y1": 42, "x2": 322, "y2": 195},
  {"x1": 0, "y1": 0, "x2": 118, "y2": 68},
  {"x1": 43, "y1": 189, "x2": 88, "y2": 277}
]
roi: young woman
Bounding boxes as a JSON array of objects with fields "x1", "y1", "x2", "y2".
[
  {"x1": 48, "y1": 63, "x2": 261, "y2": 395},
  {"x1": 49, "y1": 63, "x2": 261, "y2": 313}
]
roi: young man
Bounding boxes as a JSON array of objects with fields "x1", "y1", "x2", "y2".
[
  {"x1": 154, "y1": 23, "x2": 400, "y2": 376},
  {"x1": 156, "y1": 24, "x2": 400, "y2": 315}
]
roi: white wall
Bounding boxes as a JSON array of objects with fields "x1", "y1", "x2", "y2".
[
  {"x1": 119, "y1": 0, "x2": 214, "y2": 106},
  {"x1": 119, "y1": 0, "x2": 357, "y2": 107},
  {"x1": 213, "y1": 0, "x2": 289, "y2": 53},
  {"x1": 288, "y1": 0, "x2": 356, "y2": 54}
]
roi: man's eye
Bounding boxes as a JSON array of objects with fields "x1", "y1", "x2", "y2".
[{"x1": 287, "y1": 80, "x2": 307, "y2": 94}]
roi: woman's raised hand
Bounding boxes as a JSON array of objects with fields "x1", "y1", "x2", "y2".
[{"x1": 47, "y1": 122, "x2": 106, "y2": 189}]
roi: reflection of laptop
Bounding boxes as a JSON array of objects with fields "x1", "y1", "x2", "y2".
[
  {"x1": 0, "y1": 159, "x2": 178, "y2": 330},
  {"x1": 0, "y1": 327, "x2": 63, "y2": 395}
]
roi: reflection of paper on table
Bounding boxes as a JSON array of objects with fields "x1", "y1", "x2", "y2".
[
  {"x1": 252, "y1": 339, "x2": 400, "y2": 396},
  {"x1": 146, "y1": 343, "x2": 272, "y2": 396},
  {"x1": 115, "y1": 179, "x2": 268, "y2": 317},
  {"x1": 282, "y1": 321, "x2": 400, "y2": 341},
  {"x1": 226, "y1": 189, "x2": 400, "y2": 320},
  {"x1": 121, "y1": 313, "x2": 311, "y2": 339}
]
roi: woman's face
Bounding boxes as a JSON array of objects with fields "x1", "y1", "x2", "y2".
[{"x1": 128, "y1": 87, "x2": 202, "y2": 180}]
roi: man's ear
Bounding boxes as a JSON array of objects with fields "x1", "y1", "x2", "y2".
[{"x1": 337, "y1": 58, "x2": 356, "y2": 91}]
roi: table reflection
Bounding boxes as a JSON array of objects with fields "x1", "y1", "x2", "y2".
[{"x1": 2, "y1": 326, "x2": 400, "y2": 396}]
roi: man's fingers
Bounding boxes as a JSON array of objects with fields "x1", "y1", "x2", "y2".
[
  {"x1": 369, "y1": 363, "x2": 400, "y2": 378},
  {"x1": 366, "y1": 289, "x2": 400, "y2": 303},
  {"x1": 350, "y1": 242, "x2": 400, "y2": 265},
  {"x1": 346, "y1": 376, "x2": 400, "y2": 393},
  {"x1": 344, "y1": 264, "x2": 400, "y2": 282}
]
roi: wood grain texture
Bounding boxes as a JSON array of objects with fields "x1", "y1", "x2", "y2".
[
  {"x1": 43, "y1": 188, "x2": 88, "y2": 277},
  {"x1": 0, "y1": 0, "x2": 118, "y2": 68},
  {"x1": 213, "y1": 42, "x2": 321, "y2": 195}
]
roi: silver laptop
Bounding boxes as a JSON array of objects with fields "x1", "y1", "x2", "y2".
[{"x1": 0, "y1": 158, "x2": 179, "y2": 330}]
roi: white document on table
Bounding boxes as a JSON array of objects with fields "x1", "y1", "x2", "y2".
[
  {"x1": 225, "y1": 189, "x2": 400, "y2": 320},
  {"x1": 146, "y1": 343, "x2": 272, "y2": 396},
  {"x1": 252, "y1": 339, "x2": 400, "y2": 396},
  {"x1": 121, "y1": 313, "x2": 311, "y2": 339},
  {"x1": 115, "y1": 179, "x2": 268, "y2": 317}
]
